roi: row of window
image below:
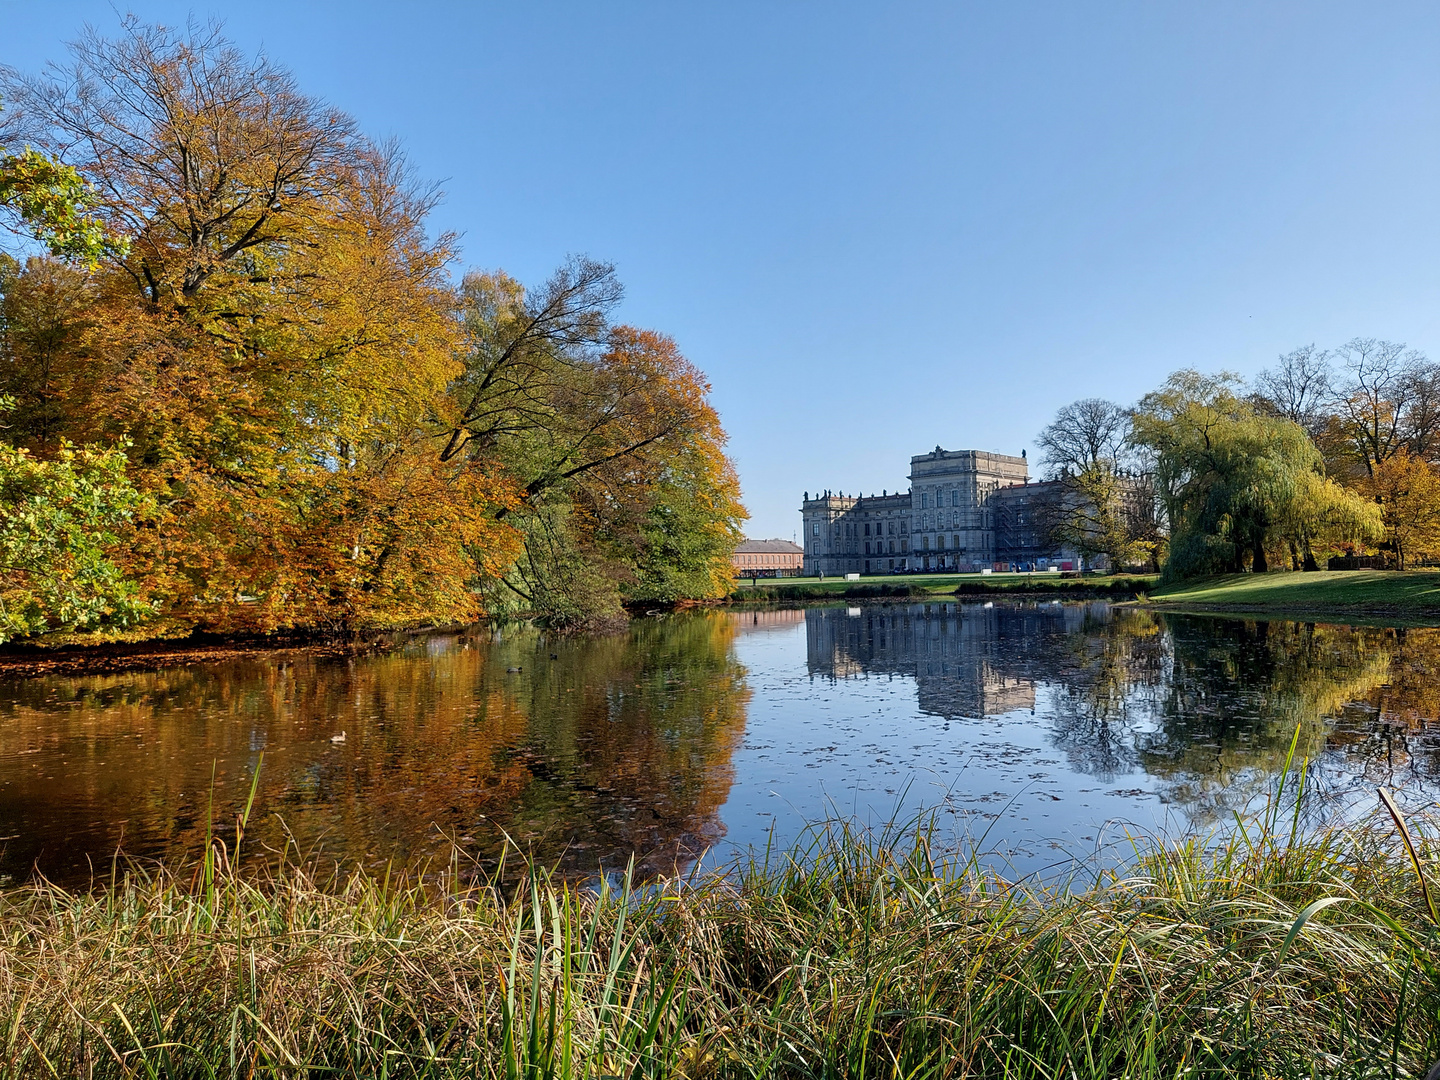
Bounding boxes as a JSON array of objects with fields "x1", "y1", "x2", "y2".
[
  {"x1": 813, "y1": 515, "x2": 985, "y2": 539},
  {"x1": 921, "y1": 511, "x2": 974, "y2": 530},
  {"x1": 735, "y1": 553, "x2": 800, "y2": 567},
  {"x1": 862, "y1": 539, "x2": 903, "y2": 555},
  {"x1": 918, "y1": 489, "x2": 965, "y2": 510},
  {"x1": 813, "y1": 520, "x2": 909, "y2": 539}
]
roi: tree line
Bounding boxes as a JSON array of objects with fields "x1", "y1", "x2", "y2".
[
  {"x1": 1037, "y1": 340, "x2": 1440, "y2": 578},
  {"x1": 0, "y1": 20, "x2": 745, "y2": 642}
]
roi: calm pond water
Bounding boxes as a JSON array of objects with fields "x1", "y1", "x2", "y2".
[{"x1": 2, "y1": 601, "x2": 1438, "y2": 887}]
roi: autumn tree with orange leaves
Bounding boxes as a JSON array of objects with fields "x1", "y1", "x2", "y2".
[
  {"x1": 0, "y1": 19, "x2": 743, "y2": 638},
  {"x1": 444, "y1": 264, "x2": 743, "y2": 627},
  {"x1": 1356, "y1": 450, "x2": 1440, "y2": 570}
]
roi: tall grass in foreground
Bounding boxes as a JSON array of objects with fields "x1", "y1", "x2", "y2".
[{"x1": 0, "y1": 809, "x2": 1438, "y2": 1078}]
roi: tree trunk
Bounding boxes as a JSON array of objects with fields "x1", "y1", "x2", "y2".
[{"x1": 1252, "y1": 534, "x2": 1268, "y2": 574}]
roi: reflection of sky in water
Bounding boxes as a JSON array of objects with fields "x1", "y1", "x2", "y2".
[
  {"x1": 713, "y1": 605, "x2": 1177, "y2": 878},
  {"x1": 711, "y1": 603, "x2": 1440, "y2": 878},
  {"x1": 2, "y1": 602, "x2": 1439, "y2": 887}
]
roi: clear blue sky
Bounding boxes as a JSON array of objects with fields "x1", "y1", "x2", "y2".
[{"x1": 5, "y1": 3, "x2": 1438, "y2": 540}]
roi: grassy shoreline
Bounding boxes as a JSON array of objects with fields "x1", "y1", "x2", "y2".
[
  {"x1": 7, "y1": 570, "x2": 1440, "y2": 679},
  {"x1": 1148, "y1": 570, "x2": 1440, "y2": 622},
  {"x1": 729, "y1": 573, "x2": 1158, "y2": 603},
  {"x1": 1, "y1": 814, "x2": 1436, "y2": 1078}
]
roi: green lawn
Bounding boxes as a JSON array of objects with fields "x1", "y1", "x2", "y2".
[{"x1": 1150, "y1": 570, "x2": 1440, "y2": 617}]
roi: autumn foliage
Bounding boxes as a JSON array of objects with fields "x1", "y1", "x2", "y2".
[
  {"x1": 1356, "y1": 449, "x2": 1440, "y2": 570},
  {"x1": 0, "y1": 20, "x2": 743, "y2": 639}
]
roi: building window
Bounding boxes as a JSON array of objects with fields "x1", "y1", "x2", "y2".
[
  {"x1": 920, "y1": 493, "x2": 928, "y2": 509},
  {"x1": 813, "y1": 523, "x2": 820, "y2": 537}
]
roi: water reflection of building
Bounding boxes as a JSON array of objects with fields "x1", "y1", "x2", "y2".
[
  {"x1": 726, "y1": 608, "x2": 807, "y2": 635},
  {"x1": 805, "y1": 602, "x2": 1099, "y2": 720}
]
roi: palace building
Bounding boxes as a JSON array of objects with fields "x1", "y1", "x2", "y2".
[{"x1": 800, "y1": 446, "x2": 1084, "y2": 576}]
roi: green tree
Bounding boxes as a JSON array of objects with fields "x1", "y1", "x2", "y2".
[
  {"x1": 624, "y1": 441, "x2": 745, "y2": 604},
  {"x1": 449, "y1": 269, "x2": 745, "y2": 626},
  {"x1": 0, "y1": 96, "x2": 125, "y2": 268},
  {"x1": 0, "y1": 106, "x2": 147, "y2": 642},
  {"x1": 1132, "y1": 371, "x2": 1380, "y2": 579},
  {"x1": 0, "y1": 431, "x2": 152, "y2": 640}
]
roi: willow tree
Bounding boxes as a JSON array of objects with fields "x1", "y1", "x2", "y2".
[{"x1": 1133, "y1": 370, "x2": 1381, "y2": 579}]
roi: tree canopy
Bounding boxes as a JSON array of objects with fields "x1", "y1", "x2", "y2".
[
  {"x1": 1035, "y1": 398, "x2": 1159, "y2": 570},
  {"x1": 0, "y1": 20, "x2": 744, "y2": 639},
  {"x1": 1131, "y1": 371, "x2": 1380, "y2": 578}
]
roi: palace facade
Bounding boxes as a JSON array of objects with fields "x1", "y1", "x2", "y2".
[{"x1": 800, "y1": 446, "x2": 1084, "y2": 576}]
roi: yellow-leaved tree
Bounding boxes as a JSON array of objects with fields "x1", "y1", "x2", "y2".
[
  {"x1": 1, "y1": 19, "x2": 521, "y2": 633},
  {"x1": 1358, "y1": 449, "x2": 1440, "y2": 569},
  {"x1": 0, "y1": 19, "x2": 745, "y2": 638}
]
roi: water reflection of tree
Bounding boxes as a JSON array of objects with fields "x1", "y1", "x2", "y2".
[
  {"x1": 486, "y1": 615, "x2": 751, "y2": 875},
  {"x1": 0, "y1": 614, "x2": 750, "y2": 886},
  {"x1": 1324, "y1": 627, "x2": 1440, "y2": 791},
  {"x1": 1040, "y1": 612, "x2": 1428, "y2": 824},
  {"x1": 1047, "y1": 608, "x2": 1168, "y2": 782},
  {"x1": 1135, "y1": 618, "x2": 1390, "y2": 823}
]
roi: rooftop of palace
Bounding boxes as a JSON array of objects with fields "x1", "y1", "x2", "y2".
[
  {"x1": 734, "y1": 538, "x2": 805, "y2": 554},
  {"x1": 801, "y1": 491, "x2": 911, "y2": 509}
]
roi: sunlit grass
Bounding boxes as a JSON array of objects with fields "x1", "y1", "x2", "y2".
[
  {"x1": 1151, "y1": 570, "x2": 1440, "y2": 618},
  {"x1": 1, "y1": 795, "x2": 1437, "y2": 1078}
]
